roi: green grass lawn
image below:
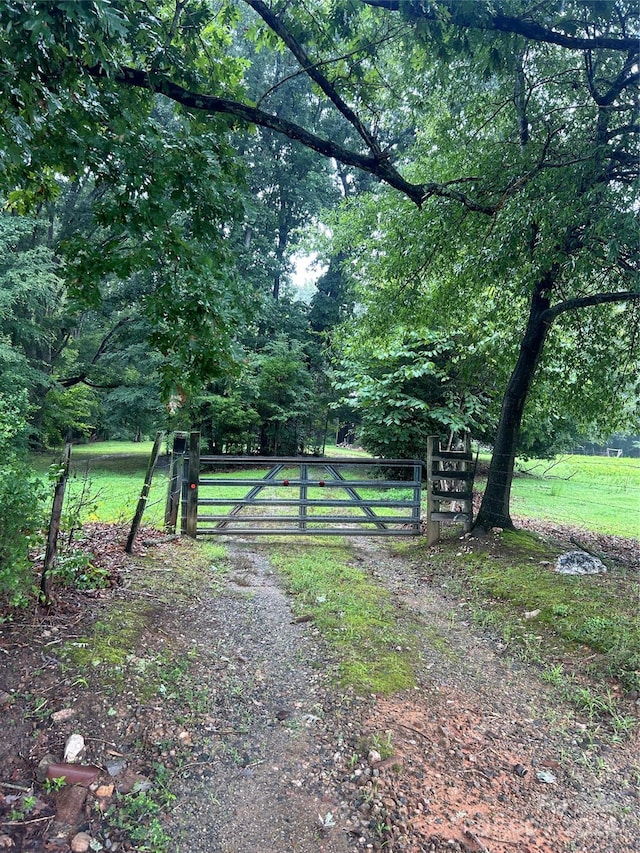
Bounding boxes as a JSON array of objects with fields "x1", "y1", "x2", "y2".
[
  {"x1": 33, "y1": 442, "x2": 169, "y2": 528},
  {"x1": 504, "y1": 454, "x2": 639, "y2": 538},
  {"x1": 33, "y1": 442, "x2": 640, "y2": 538}
]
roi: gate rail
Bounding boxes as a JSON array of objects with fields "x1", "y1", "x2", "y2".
[{"x1": 180, "y1": 436, "x2": 422, "y2": 537}]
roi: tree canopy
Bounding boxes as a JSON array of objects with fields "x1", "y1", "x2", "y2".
[{"x1": 1, "y1": 0, "x2": 638, "y2": 530}]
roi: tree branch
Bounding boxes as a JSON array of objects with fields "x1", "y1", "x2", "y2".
[
  {"x1": 246, "y1": 0, "x2": 384, "y2": 157},
  {"x1": 84, "y1": 63, "x2": 497, "y2": 213},
  {"x1": 58, "y1": 318, "x2": 129, "y2": 388},
  {"x1": 540, "y1": 290, "x2": 640, "y2": 324},
  {"x1": 359, "y1": 1, "x2": 639, "y2": 53}
]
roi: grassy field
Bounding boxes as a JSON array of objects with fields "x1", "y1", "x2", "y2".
[
  {"x1": 32, "y1": 442, "x2": 169, "y2": 528},
  {"x1": 508, "y1": 454, "x2": 640, "y2": 538},
  {"x1": 32, "y1": 442, "x2": 640, "y2": 538}
]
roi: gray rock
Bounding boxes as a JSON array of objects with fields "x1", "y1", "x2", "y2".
[
  {"x1": 105, "y1": 759, "x2": 127, "y2": 777},
  {"x1": 555, "y1": 550, "x2": 606, "y2": 575}
]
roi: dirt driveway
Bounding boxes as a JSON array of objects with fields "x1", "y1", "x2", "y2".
[{"x1": 1, "y1": 529, "x2": 638, "y2": 852}]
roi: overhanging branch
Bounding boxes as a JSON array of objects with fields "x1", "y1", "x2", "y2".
[
  {"x1": 246, "y1": 0, "x2": 383, "y2": 157},
  {"x1": 541, "y1": 290, "x2": 640, "y2": 324},
  {"x1": 85, "y1": 63, "x2": 497, "y2": 213},
  {"x1": 58, "y1": 318, "x2": 129, "y2": 388},
  {"x1": 359, "y1": 1, "x2": 639, "y2": 53}
]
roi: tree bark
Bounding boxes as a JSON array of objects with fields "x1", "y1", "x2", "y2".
[{"x1": 473, "y1": 277, "x2": 553, "y2": 531}]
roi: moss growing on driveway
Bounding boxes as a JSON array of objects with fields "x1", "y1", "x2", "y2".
[{"x1": 267, "y1": 539, "x2": 416, "y2": 695}]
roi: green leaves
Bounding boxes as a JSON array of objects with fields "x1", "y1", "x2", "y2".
[{"x1": 333, "y1": 326, "x2": 489, "y2": 458}]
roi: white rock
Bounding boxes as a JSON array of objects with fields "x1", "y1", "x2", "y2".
[
  {"x1": 536, "y1": 770, "x2": 557, "y2": 784},
  {"x1": 524, "y1": 609, "x2": 541, "y2": 620},
  {"x1": 368, "y1": 749, "x2": 382, "y2": 766},
  {"x1": 64, "y1": 733, "x2": 85, "y2": 763}
]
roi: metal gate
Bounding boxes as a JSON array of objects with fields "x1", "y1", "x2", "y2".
[{"x1": 177, "y1": 435, "x2": 422, "y2": 537}]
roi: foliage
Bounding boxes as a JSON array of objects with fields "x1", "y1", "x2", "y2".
[
  {"x1": 51, "y1": 550, "x2": 110, "y2": 591},
  {"x1": 333, "y1": 326, "x2": 490, "y2": 459},
  {"x1": 198, "y1": 387, "x2": 261, "y2": 454},
  {"x1": 39, "y1": 385, "x2": 101, "y2": 447},
  {"x1": 0, "y1": 392, "x2": 45, "y2": 607},
  {"x1": 0, "y1": 0, "x2": 637, "y2": 528},
  {"x1": 106, "y1": 779, "x2": 175, "y2": 853},
  {"x1": 0, "y1": 212, "x2": 66, "y2": 405}
]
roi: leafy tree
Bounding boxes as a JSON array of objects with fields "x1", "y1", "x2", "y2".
[
  {"x1": 0, "y1": 205, "x2": 169, "y2": 444},
  {"x1": 333, "y1": 326, "x2": 490, "y2": 459},
  {"x1": 308, "y1": 254, "x2": 354, "y2": 336},
  {"x1": 235, "y1": 48, "x2": 340, "y2": 303},
  {"x1": 252, "y1": 336, "x2": 315, "y2": 455},
  {"x1": 1, "y1": 0, "x2": 638, "y2": 529}
]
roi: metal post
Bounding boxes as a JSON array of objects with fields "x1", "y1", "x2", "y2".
[
  {"x1": 412, "y1": 462, "x2": 422, "y2": 533},
  {"x1": 299, "y1": 463, "x2": 308, "y2": 531},
  {"x1": 180, "y1": 458, "x2": 189, "y2": 535},
  {"x1": 462, "y1": 433, "x2": 472, "y2": 533},
  {"x1": 186, "y1": 431, "x2": 200, "y2": 538},
  {"x1": 164, "y1": 431, "x2": 187, "y2": 533}
]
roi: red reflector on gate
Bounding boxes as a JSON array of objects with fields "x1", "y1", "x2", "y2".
[
  {"x1": 319, "y1": 480, "x2": 325, "y2": 487},
  {"x1": 283, "y1": 479, "x2": 289, "y2": 486}
]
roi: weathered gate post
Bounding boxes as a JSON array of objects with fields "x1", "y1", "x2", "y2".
[
  {"x1": 185, "y1": 431, "x2": 200, "y2": 538},
  {"x1": 425, "y1": 436, "x2": 440, "y2": 545},
  {"x1": 425, "y1": 434, "x2": 475, "y2": 545},
  {"x1": 164, "y1": 431, "x2": 187, "y2": 533}
]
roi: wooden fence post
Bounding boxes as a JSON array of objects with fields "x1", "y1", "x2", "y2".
[
  {"x1": 164, "y1": 431, "x2": 187, "y2": 533},
  {"x1": 462, "y1": 433, "x2": 473, "y2": 534},
  {"x1": 186, "y1": 431, "x2": 200, "y2": 538},
  {"x1": 41, "y1": 443, "x2": 72, "y2": 602},
  {"x1": 425, "y1": 436, "x2": 440, "y2": 545},
  {"x1": 125, "y1": 431, "x2": 165, "y2": 553}
]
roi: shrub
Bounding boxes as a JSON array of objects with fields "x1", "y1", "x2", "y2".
[{"x1": 0, "y1": 392, "x2": 45, "y2": 608}]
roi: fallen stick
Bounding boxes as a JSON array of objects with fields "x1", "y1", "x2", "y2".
[
  {"x1": 465, "y1": 830, "x2": 490, "y2": 853},
  {"x1": 0, "y1": 781, "x2": 32, "y2": 792}
]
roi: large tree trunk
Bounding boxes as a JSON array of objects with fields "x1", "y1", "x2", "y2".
[{"x1": 474, "y1": 276, "x2": 554, "y2": 531}]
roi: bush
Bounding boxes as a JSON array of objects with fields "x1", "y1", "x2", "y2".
[{"x1": 0, "y1": 392, "x2": 45, "y2": 608}]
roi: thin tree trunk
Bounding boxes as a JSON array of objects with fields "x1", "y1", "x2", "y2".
[{"x1": 474, "y1": 278, "x2": 554, "y2": 531}]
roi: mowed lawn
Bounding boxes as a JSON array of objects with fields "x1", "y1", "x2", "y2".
[
  {"x1": 33, "y1": 442, "x2": 640, "y2": 539},
  {"x1": 506, "y1": 454, "x2": 639, "y2": 539},
  {"x1": 32, "y1": 441, "x2": 169, "y2": 528}
]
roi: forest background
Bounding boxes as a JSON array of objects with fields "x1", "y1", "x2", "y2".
[{"x1": 0, "y1": 0, "x2": 638, "y2": 604}]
